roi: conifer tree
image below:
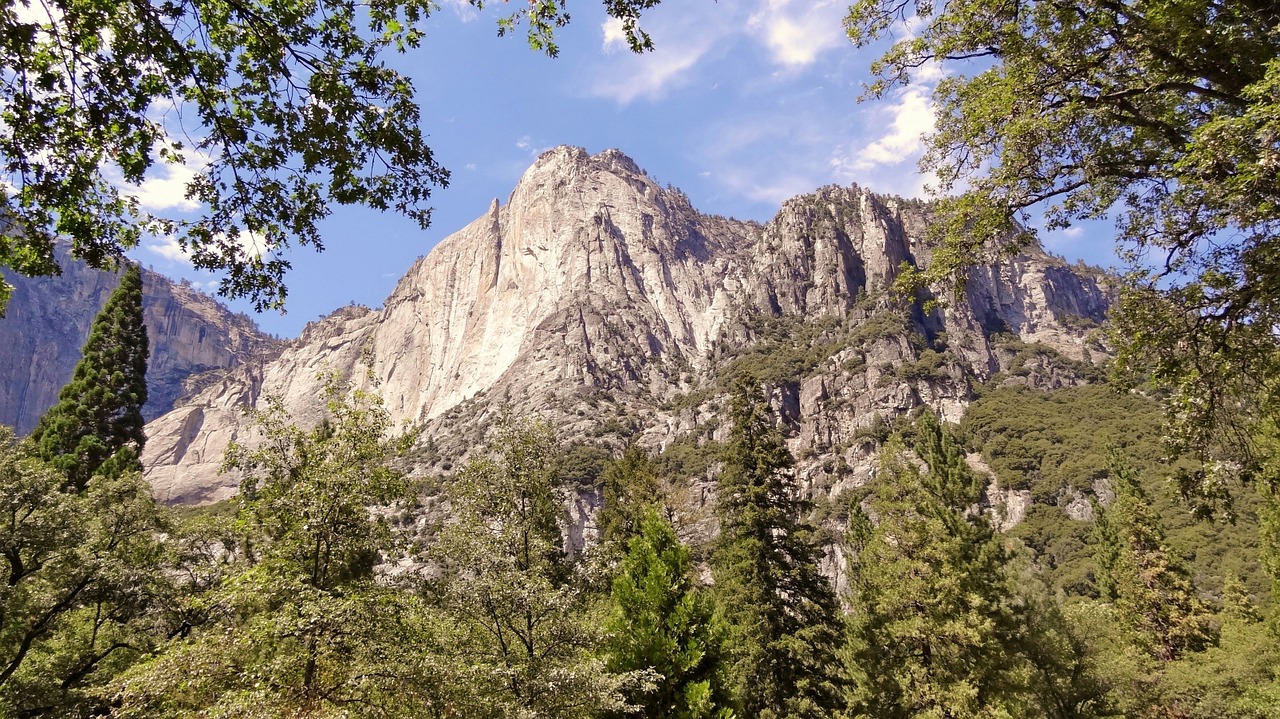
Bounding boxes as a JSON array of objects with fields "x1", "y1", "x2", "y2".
[
  {"x1": 848, "y1": 413, "x2": 1037, "y2": 718},
  {"x1": 605, "y1": 509, "x2": 733, "y2": 719},
  {"x1": 712, "y1": 385, "x2": 846, "y2": 719},
  {"x1": 599, "y1": 445, "x2": 666, "y2": 553},
  {"x1": 1093, "y1": 452, "x2": 1217, "y2": 662},
  {"x1": 31, "y1": 263, "x2": 148, "y2": 490}
]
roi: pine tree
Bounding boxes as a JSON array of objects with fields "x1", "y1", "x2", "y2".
[
  {"x1": 605, "y1": 509, "x2": 733, "y2": 719},
  {"x1": 1094, "y1": 452, "x2": 1217, "y2": 662},
  {"x1": 598, "y1": 445, "x2": 666, "y2": 553},
  {"x1": 31, "y1": 263, "x2": 148, "y2": 490},
  {"x1": 848, "y1": 413, "x2": 1037, "y2": 718},
  {"x1": 712, "y1": 385, "x2": 846, "y2": 719}
]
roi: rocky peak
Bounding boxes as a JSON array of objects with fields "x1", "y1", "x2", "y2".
[{"x1": 136, "y1": 147, "x2": 1110, "y2": 505}]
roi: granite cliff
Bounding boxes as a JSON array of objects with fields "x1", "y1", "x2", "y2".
[
  {"x1": 137, "y1": 147, "x2": 1110, "y2": 506},
  {"x1": 0, "y1": 245, "x2": 283, "y2": 435}
]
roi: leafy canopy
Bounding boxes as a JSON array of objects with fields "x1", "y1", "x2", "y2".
[
  {"x1": 845, "y1": 0, "x2": 1280, "y2": 506},
  {"x1": 0, "y1": 0, "x2": 660, "y2": 311}
]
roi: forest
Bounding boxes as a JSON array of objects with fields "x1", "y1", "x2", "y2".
[
  {"x1": 2, "y1": 260, "x2": 1277, "y2": 718},
  {"x1": 1, "y1": 0, "x2": 1278, "y2": 716}
]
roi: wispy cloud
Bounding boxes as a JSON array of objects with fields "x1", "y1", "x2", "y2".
[
  {"x1": 590, "y1": 38, "x2": 716, "y2": 103},
  {"x1": 843, "y1": 84, "x2": 935, "y2": 172},
  {"x1": 142, "y1": 228, "x2": 265, "y2": 266},
  {"x1": 746, "y1": 0, "x2": 846, "y2": 68},
  {"x1": 143, "y1": 235, "x2": 190, "y2": 263},
  {"x1": 601, "y1": 17, "x2": 628, "y2": 53},
  {"x1": 589, "y1": 1, "x2": 741, "y2": 104}
]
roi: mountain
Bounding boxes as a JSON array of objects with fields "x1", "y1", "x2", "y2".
[
  {"x1": 137, "y1": 146, "x2": 1110, "y2": 506},
  {"x1": 0, "y1": 246, "x2": 282, "y2": 435}
]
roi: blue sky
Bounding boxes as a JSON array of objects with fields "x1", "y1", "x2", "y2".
[{"x1": 129, "y1": 0, "x2": 1118, "y2": 338}]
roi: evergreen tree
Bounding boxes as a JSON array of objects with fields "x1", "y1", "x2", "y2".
[
  {"x1": 605, "y1": 509, "x2": 733, "y2": 719},
  {"x1": 31, "y1": 262, "x2": 148, "y2": 490},
  {"x1": 848, "y1": 413, "x2": 1041, "y2": 718},
  {"x1": 1094, "y1": 452, "x2": 1217, "y2": 662},
  {"x1": 711, "y1": 385, "x2": 845, "y2": 719},
  {"x1": 598, "y1": 445, "x2": 666, "y2": 553}
]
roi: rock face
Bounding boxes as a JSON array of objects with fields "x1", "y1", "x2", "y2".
[
  {"x1": 138, "y1": 147, "x2": 1110, "y2": 505},
  {"x1": 0, "y1": 245, "x2": 282, "y2": 435}
]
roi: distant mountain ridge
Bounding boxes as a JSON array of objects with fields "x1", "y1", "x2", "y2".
[
  {"x1": 0, "y1": 245, "x2": 282, "y2": 435},
  {"x1": 131, "y1": 146, "x2": 1110, "y2": 506}
]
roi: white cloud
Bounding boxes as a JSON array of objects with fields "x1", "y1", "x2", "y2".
[
  {"x1": 516, "y1": 135, "x2": 532, "y2": 150},
  {"x1": 844, "y1": 84, "x2": 935, "y2": 172},
  {"x1": 130, "y1": 158, "x2": 202, "y2": 212},
  {"x1": 439, "y1": 0, "x2": 481, "y2": 22},
  {"x1": 1063, "y1": 226, "x2": 1085, "y2": 238},
  {"x1": 142, "y1": 228, "x2": 264, "y2": 266},
  {"x1": 590, "y1": 40, "x2": 713, "y2": 103},
  {"x1": 746, "y1": 0, "x2": 846, "y2": 67},
  {"x1": 143, "y1": 235, "x2": 190, "y2": 263},
  {"x1": 602, "y1": 17, "x2": 628, "y2": 52},
  {"x1": 587, "y1": 0, "x2": 743, "y2": 104}
]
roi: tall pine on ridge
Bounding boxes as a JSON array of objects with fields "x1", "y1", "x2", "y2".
[
  {"x1": 848, "y1": 413, "x2": 1039, "y2": 718},
  {"x1": 712, "y1": 384, "x2": 846, "y2": 719},
  {"x1": 1094, "y1": 452, "x2": 1217, "y2": 662},
  {"x1": 31, "y1": 263, "x2": 148, "y2": 489}
]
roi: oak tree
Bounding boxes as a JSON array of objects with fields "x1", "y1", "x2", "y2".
[
  {"x1": 845, "y1": 0, "x2": 1280, "y2": 510},
  {"x1": 0, "y1": 0, "x2": 660, "y2": 312}
]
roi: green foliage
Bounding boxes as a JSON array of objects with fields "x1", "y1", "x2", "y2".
[
  {"x1": 0, "y1": 0, "x2": 662, "y2": 310},
  {"x1": 430, "y1": 416, "x2": 640, "y2": 718},
  {"x1": 846, "y1": 0, "x2": 1280, "y2": 518},
  {"x1": 598, "y1": 445, "x2": 666, "y2": 552},
  {"x1": 848, "y1": 414, "x2": 1049, "y2": 718},
  {"x1": 719, "y1": 313, "x2": 846, "y2": 387},
  {"x1": 605, "y1": 510, "x2": 733, "y2": 719},
  {"x1": 962, "y1": 384, "x2": 1264, "y2": 599},
  {"x1": 1094, "y1": 452, "x2": 1217, "y2": 663},
  {"x1": 0, "y1": 427, "x2": 168, "y2": 717},
  {"x1": 30, "y1": 263, "x2": 148, "y2": 490},
  {"x1": 117, "y1": 374, "x2": 427, "y2": 717},
  {"x1": 656, "y1": 434, "x2": 723, "y2": 483},
  {"x1": 712, "y1": 386, "x2": 846, "y2": 719},
  {"x1": 559, "y1": 440, "x2": 614, "y2": 492}
]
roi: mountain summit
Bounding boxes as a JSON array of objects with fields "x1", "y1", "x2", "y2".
[{"x1": 138, "y1": 147, "x2": 1109, "y2": 504}]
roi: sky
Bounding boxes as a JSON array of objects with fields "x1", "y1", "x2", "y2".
[{"x1": 128, "y1": 0, "x2": 1118, "y2": 338}]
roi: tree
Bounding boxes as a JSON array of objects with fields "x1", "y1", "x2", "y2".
[
  {"x1": 30, "y1": 262, "x2": 148, "y2": 491},
  {"x1": 430, "y1": 415, "x2": 639, "y2": 719},
  {"x1": 598, "y1": 445, "x2": 667, "y2": 553},
  {"x1": 0, "y1": 0, "x2": 661, "y2": 311},
  {"x1": 1093, "y1": 452, "x2": 1216, "y2": 663},
  {"x1": 711, "y1": 386, "x2": 846, "y2": 719},
  {"x1": 0, "y1": 426, "x2": 169, "y2": 717},
  {"x1": 604, "y1": 509, "x2": 733, "y2": 719},
  {"x1": 847, "y1": 414, "x2": 1041, "y2": 718},
  {"x1": 844, "y1": 0, "x2": 1280, "y2": 510},
  {"x1": 116, "y1": 373, "x2": 434, "y2": 718}
]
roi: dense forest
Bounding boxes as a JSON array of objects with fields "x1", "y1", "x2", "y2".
[
  {"x1": 3, "y1": 260, "x2": 1277, "y2": 719},
  {"x1": 2, "y1": 0, "x2": 1278, "y2": 716}
]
